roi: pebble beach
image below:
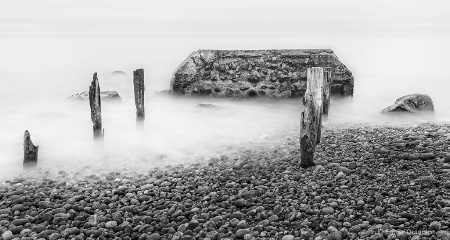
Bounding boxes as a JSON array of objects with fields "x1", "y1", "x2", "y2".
[{"x1": 1, "y1": 121, "x2": 450, "y2": 240}]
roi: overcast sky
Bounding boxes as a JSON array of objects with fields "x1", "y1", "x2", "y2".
[{"x1": 2, "y1": 0, "x2": 448, "y2": 38}]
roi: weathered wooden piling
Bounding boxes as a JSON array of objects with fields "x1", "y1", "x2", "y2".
[
  {"x1": 300, "y1": 67, "x2": 324, "y2": 168},
  {"x1": 133, "y1": 69, "x2": 145, "y2": 122},
  {"x1": 23, "y1": 130, "x2": 38, "y2": 168},
  {"x1": 322, "y1": 67, "x2": 332, "y2": 115},
  {"x1": 89, "y1": 73, "x2": 104, "y2": 138}
]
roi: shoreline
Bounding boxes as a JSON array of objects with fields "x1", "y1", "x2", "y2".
[{"x1": 1, "y1": 122, "x2": 450, "y2": 239}]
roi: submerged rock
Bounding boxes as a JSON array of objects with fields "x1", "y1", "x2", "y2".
[
  {"x1": 154, "y1": 90, "x2": 171, "y2": 95},
  {"x1": 382, "y1": 93, "x2": 434, "y2": 113},
  {"x1": 111, "y1": 70, "x2": 127, "y2": 76},
  {"x1": 196, "y1": 103, "x2": 219, "y2": 109},
  {"x1": 171, "y1": 49, "x2": 354, "y2": 98},
  {"x1": 68, "y1": 91, "x2": 122, "y2": 102}
]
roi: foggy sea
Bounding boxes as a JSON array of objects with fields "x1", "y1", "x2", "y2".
[
  {"x1": 0, "y1": 68, "x2": 447, "y2": 180},
  {"x1": 1, "y1": 0, "x2": 450, "y2": 180}
]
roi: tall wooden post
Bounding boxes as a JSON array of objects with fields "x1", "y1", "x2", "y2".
[
  {"x1": 89, "y1": 73, "x2": 104, "y2": 139},
  {"x1": 133, "y1": 69, "x2": 145, "y2": 123},
  {"x1": 300, "y1": 67, "x2": 324, "y2": 168},
  {"x1": 322, "y1": 67, "x2": 332, "y2": 115},
  {"x1": 23, "y1": 130, "x2": 38, "y2": 169}
]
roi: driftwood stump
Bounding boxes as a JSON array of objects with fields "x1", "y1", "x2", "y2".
[
  {"x1": 322, "y1": 67, "x2": 332, "y2": 115},
  {"x1": 133, "y1": 69, "x2": 145, "y2": 122},
  {"x1": 89, "y1": 73, "x2": 104, "y2": 139},
  {"x1": 23, "y1": 130, "x2": 38, "y2": 168},
  {"x1": 300, "y1": 67, "x2": 324, "y2": 168}
]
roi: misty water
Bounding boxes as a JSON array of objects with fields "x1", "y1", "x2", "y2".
[
  {"x1": 2, "y1": 0, "x2": 450, "y2": 180},
  {"x1": 0, "y1": 67, "x2": 447, "y2": 181},
  {"x1": 0, "y1": 70, "x2": 305, "y2": 179}
]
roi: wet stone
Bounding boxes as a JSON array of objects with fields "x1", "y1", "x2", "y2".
[
  {"x1": 11, "y1": 218, "x2": 29, "y2": 226},
  {"x1": 429, "y1": 221, "x2": 441, "y2": 231},
  {"x1": 235, "y1": 229, "x2": 250, "y2": 238},
  {"x1": 11, "y1": 204, "x2": 25, "y2": 212},
  {"x1": 105, "y1": 221, "x2": 118, "y2": 229},
  {"x1": 321, "y1": 207, "x2": 334, "y2": 215}
]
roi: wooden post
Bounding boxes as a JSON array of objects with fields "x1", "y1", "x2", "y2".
[
  {"x1": 322, "y1": 67, "x2": 332, "y2": 115},
  {"x1": 133, "y1": 69, "x2": 145, "y2": 123},
  {"x1": 23, "y1": 130, "x2": 38, "y2": 168},
  {"x1": 300, "y1": 67, "x2": 324, "y2": 168},
  {"x1": 89, "y1": 73, "x2": 104, "y2": 139}
]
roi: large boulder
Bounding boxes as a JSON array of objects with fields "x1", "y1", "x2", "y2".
[
  {"x1": 381, "y1": 94, "x2": 434, "y2": 113},
  {"x1": 170, "y1": 49, "x2": 354, "y2": 98},
  {"x1": 67, "y1": 91, "x2": 122, "y2": 102}
]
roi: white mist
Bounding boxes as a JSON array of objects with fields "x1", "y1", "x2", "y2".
[{"x1": 1, "y1": 0, "x2": 449, "y2": 179}]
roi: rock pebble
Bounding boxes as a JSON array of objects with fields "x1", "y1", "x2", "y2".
[
  {"x1": 105, "y1": 221, "x2": 117, "y2": 229},
  {"x1": 430, "y1": 221, "x2": 441, "y2": 231},
  {"x1": 0, "y1": 122, "x2": 449, "y2": 239}
]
